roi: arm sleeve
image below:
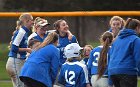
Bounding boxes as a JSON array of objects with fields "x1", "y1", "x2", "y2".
[
  {"x1": 71, "y1": 35, "x2": 78, "y2": 43},
  {"x1": 108, "y1": 49, "x2": 113, "y2": 86},
  {"x1": 80, "y1": 65, "x2": 89, "y2": 87},
  {"x1": 87, "y1": 51, "x2": 94, "y2": 76},
  {"x1": 58, "y1": 67, "x2": 66, "y2": 85},
  {"x1": 11, "y1": 31, "x2": 25, "y2": 53},
  {"x1": 11, "y1": 44, "x2": 19, "y2": 53},
  {"x1": 133, "y1": 38, "x2": 140, "y2": 67},
  {"x1": 13, "y1": 31, "x2": 25, "y2": 46},
  {"x1": 51, "y1": 48, "x2": 60, "y2": 84}
]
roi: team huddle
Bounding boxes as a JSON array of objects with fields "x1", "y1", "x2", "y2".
[{"x1": 6, "y1": 13, "x2": 140, "y2": 87}]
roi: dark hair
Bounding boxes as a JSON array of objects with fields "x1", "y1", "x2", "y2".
[
  {"x1": 97, "y1": 31, "x2": 113, "y2": 80},
  {"x1": 125, "y1": 18, "x2": 140, "y2": 30},
  {"x1": 53, "y1": 19, "x2": 64, "y2": 34}
]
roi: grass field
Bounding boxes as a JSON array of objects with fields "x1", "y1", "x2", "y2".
[{"x1": 0, "y1": 43, "x2": 140, "y2": 87}]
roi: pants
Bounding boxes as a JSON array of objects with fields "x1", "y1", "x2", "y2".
[
  {"x1": 91, "y1": 75, "x2": 108, "y2": 87},
  {"x1": 111, "y1": 74, "x2": 137, "y2": 87},
  {"x1": 54, "y1": 67, "x2": 64, "y2": 87},
  {"x1": 20, "y1": 77, "x2": 47, "y2": 87},
  {"x1": 6, "y1": 57, "x2": 25, "y2": 87}
]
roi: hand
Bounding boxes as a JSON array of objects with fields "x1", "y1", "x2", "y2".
[
  {"x1": 26, "y1": 48, "x2": 32, "y2": 53},
  {"x1": 67, "y1": 30, "x2": 73, "y2": 40}
]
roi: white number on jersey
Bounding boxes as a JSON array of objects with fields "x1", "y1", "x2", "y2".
[
  {"x1": 65, "y1": 70, "x2": 75, "y2": 85},
  {"x1": 92, "y1": 52, "x2": 100, "y2": 66}
]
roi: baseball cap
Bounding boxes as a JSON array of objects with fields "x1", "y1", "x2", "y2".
[
  {"x1": 36, "y1": 19, "x2": 50, "y2": 27},
  {"x1": 64, "y1": 43, "x2": 83, "y2": 58}
]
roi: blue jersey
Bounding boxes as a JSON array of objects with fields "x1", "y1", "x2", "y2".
[
  {"x1": 58, "y1": 60, "x2": 89, "y2": 87},
  {"x1": 138, "y1": 66, "x2": 140, "y2": 76},
  {"x1": 108, "y1": 27, "x2": 124, "y2": 32},
  {"x1": 8, "y1": 26, "x2": 29, "y2": 59},
  {"x1": 57, "y1": 35, "x2": 77, "y2": 65},
  {"x1": 108, "y1": 29, "x2": 140, "y2": 75},
  {"x1": 88, "y1": 46, "x2": 109, "y2": 76},
  {"x1": 20, "y1": 44, "x2": 60, "y2": 87},
  {"x1": 28, "y1": 32, "x2": 49, "y2": 43},
  {"x1": 80, "y1": 58, "x2": 89, "y2": 66}
]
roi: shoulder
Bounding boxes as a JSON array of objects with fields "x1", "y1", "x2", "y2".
[
  {"x1": 28, "y1": 32, "x2": 37, "y2": 38},
  {"x1": 72, "y1": 35, "x2": 77, "y2": 39},
  {"x1": 16, "y1": 27, "x2": 26, "y2": 36},
  {"x1": 91, "y1": 46, "x2": 102, "y2": 53},
  {"x1": 47, "y1": 44, "x2": 59, "y2": 52},
  {"x1": 13, "y1": 27, "x2": 27, "y2": 38},
  {"x1": 28, "y1": 32, "x2": 37, "y2": 41},
  {"x1": 69, "y1": 61, "x2": 86, "y2": 68}
]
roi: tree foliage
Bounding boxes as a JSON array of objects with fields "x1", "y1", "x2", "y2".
[{"x1": 3, "y1": 0, "x2": 140, "y2": 12}]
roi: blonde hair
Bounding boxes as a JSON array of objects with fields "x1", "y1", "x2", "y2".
[
  {"x1": 109, "y1": 16, "x2": 125, "y2": 28},
  {"x1": 67, "y1": 57, "x2": 81, "y2": 62},
  {"x1": 8, "y1": 13, "x2": 33, "y2": 50},
  {"x1": 81, "y1": 45, "x2": 93, "y2": 58},
  {"x1": 32, "y1": 17, "x2": 46, "y2": 32},
  {"x1": 35, "y1": 32, "x2": 58, "y2": 50},
  {"x1": 8, "y1": 21, "x2": 20, "y2": 50}
]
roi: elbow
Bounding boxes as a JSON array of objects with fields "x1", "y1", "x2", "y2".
[{"x1": 11, "y1": 45, "x2": 19, "y2": 53}]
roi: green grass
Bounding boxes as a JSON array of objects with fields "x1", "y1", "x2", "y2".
[
  {"x1": 87, "y1": 41, "x2": 100, "y2": 48},
  {"x1": 0, "y1": 43, "x2": 9, "y2": 60},
  {"x1": 138, "y1": 80, "x2": 140, "y2": 87},
  {"x1": 0, "y1": 81, "x2": 12, "y2": 87},
  {"x1": 0, "y1": 43, "x2": 10, "y2": 80},
  {"x1": 0, "y1": 61, "x2": 10, "y2": 80}
]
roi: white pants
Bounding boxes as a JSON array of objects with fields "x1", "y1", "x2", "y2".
[
  {"x1": 6, "y1": 57, "x2": 26, "y2": 87},
  {"x1": 54, "y1": 67, "x2": 64, "y2": 87},
  {"x1": 91, "y1": 75, "x2": 108, "y2": 87}
]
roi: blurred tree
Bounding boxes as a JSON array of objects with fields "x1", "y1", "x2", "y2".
[
  {"x1": 2, "y1": 0, "x2": 140, "y2": 45},
  {"x1": 3, "y1": 0, "x2": 140, "y2": 12}
]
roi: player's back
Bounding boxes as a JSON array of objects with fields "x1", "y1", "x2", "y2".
[{"x1": 58, "y1": 61, "x2": 89, "y2": 87}]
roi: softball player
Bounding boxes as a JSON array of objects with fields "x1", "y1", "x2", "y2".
[
  {"x1": 108, "y1": 18, "x2": 140, "y2": 87},
  {"x1": 88, "y1": 31, "x2": 114, "y2": 87},
  {"x1": 28, "y1": 17, "x2": 50, "y2": 43},
  {"x1": 58, "y1": 43, "x2": 90, "y2": 87},
  {"x1": 53, "y1": 19, "x2": 78, "y2": 66},
  {"x1": 80, "y1": 45, "x2": 93, "y2": 66},
  {"x1": 6, "y1": 13, "x2": 34, "y2": 87},
  {"x1": 26, "y1": 38, "x2": 41, "y2": 58},
  {"x1": 20, "y1": 32, "x2": 60, "y2": 87},
  {"x1": 108, "y1": 16, "x2": 125, "y2": 38}
]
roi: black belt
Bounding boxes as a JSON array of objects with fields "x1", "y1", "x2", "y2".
[{"x1": 102, "y1": 76, "x2": 108, "y2": 78}]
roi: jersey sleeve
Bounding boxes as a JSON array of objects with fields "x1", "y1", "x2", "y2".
[
  {"x1": 79, "y1": 65, "x2": 89, "y2": 87},
  {"x1": 50, "y1": 48, "x2": 60, "y2": 84},
  {"x1": 133, "y1": 38, "x2": 140, "y2": 67},
  {"x1": 11, "y1": 30, "x2": 25, "y2": 53},
  {"x1": 58, "y1": 66, "x2": 66, "y2": 85},
  {"x1": 71, "y1": 35, "x2": 78, "y2": 43},
  {"x1": 87, "y1": 50, "x2": 94, "y2": 76}
]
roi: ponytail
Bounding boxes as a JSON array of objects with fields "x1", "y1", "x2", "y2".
[
  {"x1": 35, "y1": 32, "x2": 58, "y2": 50},
  {"x1": 125, "y1": 18, "x2": 140, "y2": 30},
  {"x1": 97, "y1": 38, "x2": 110, "y2": 80},
  {"x1": 8, "y1": 20, "x2": 22, "y2": 50},
  {"x1": 97, "y1": 31, "x2": 113, "y2": 80}
]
